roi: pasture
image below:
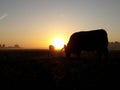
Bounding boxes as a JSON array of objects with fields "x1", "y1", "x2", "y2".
[{"x1": 0, "y1": 49, "x2": 120, "y2": 89}]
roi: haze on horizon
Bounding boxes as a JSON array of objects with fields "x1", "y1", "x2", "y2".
[{"x1": 0, "y1": 0, "x2": 120, "y2": 49}]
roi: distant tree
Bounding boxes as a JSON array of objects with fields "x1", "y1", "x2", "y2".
[
  {"x1": 115, "y1": 41, "x2": 120, "y2": 44},
  {"x1": 14, "y1": 44, "x2": 20, "y2": 48},
  {"x1": 2, "y1": 44, "x2": 5, "y2": 48},
  {"x1": 49, "y1": 45, "x2": 55, "y2": 51},
  {"x1": 49, "y1": 45, "x2": 55, "y2": 57}
]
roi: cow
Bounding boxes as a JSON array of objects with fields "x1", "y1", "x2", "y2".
[{"x1": 64, "y1": 29, "x2": 108, "y2": 60}]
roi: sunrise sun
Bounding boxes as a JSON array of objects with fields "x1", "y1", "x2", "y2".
[{"x1": 52, "y1": 37, "x2": 65, "y2": 49}]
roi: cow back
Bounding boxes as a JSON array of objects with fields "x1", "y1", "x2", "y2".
[{"x1": 67, "y1": 29, "x2": 108, "y2": 51}]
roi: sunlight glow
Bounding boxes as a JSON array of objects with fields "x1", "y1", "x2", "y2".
[{"x1": 52, "y1": 37, "x2": 65, "y2": 49}]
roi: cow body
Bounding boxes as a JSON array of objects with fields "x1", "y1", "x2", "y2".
[{"x1": 65, "y1": 29, "x2": 108, "y2": 58}]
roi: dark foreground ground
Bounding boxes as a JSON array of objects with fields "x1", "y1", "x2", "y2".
[{"x1": 0, "y1": 49, "x2": 120, "y2": 89}]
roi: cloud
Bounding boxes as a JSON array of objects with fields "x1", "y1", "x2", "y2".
[{"x1": 0, "y1": 13, "x2": 8, "y2": 20}]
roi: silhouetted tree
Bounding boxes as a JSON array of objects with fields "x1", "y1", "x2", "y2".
[
  {"x1": 2, "y1": 44, "x2": 5, "y2": 48},
  {"x1": 14, "y1": 44, "x2": 20, "y2": 48},
  {"x1": 115, "y1": 41, "x2": 120, "y2": 44},
  {"x1": 49, "y1": 45, "x2": 55, "y2": 57}
]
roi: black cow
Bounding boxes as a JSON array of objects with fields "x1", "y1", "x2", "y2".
[{"x1": 64, "y1": 29, "x2": 108, "y2": 59}]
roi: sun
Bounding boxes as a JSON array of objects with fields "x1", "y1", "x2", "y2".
[{"x1": 52, "y1": 37, "x2": 65, "y2": 49}]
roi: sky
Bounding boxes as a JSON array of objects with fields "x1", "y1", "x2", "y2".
[{"x1": 0, "y1": 0, "x2": 120, "y2": 49}]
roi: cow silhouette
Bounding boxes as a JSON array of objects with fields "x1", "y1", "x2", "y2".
[{"x1": 64, "y1": 29, "x2": 108, "y2": 59}]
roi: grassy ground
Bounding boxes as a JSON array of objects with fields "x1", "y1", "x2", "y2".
[{"x1": 0, "y1": 49, "x2": 120, "y2": 89}]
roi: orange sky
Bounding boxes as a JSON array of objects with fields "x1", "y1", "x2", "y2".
[{"x1": 0, "y1": 0, "x2": 120, "y2": 49}]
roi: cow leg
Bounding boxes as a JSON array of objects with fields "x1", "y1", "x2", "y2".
[
  {"x1": 96, "y1": 50, "x2": 103, "y2": 64},
  {"x1": 103, "y1": 48, "x2": 108, "y2": 64},
  {"x1": 66, "y1": 51, "x2": 71, "y2": 58},
  {"x1": 97, "y1": 49, "x2": 108, "y2": 67},
  {"x1": 76, "y1": 50, "x2": 81, "y2": 59}
]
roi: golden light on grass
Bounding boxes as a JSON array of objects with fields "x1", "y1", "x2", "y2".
[{"x1": 52, "y1": 37, "x2": 65, "y2": 49}]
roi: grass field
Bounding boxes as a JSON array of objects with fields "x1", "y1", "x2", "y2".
[{"x1": 0, "y1": 49, "x2": 120, "y2": 89}]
